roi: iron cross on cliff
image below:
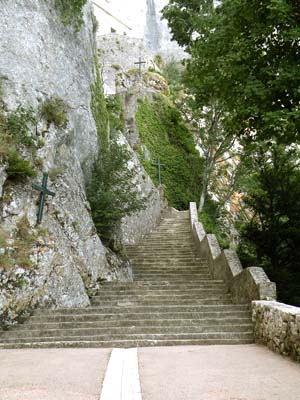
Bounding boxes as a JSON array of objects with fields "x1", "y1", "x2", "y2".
[
  {"x1": 32, "y1": 172, "x2": 55, "y2": 225},
  {"x1": 152, "y1": 158, "x2": 165, "y2": 186},
  {"x1": 134, "y1": 57, "x2": 146, "y2": 77}
]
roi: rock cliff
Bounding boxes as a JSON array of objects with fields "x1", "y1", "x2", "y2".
[{"x1": 0, "y1": 1, "x2": 165, "y2": 328}]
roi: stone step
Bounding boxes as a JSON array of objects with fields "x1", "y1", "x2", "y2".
[
  {"x1": 0, "y1": 332, "x2": 253, "y2": 345},
  {"x1": 33, "y1": 303, "x2": 250, "y2": 316},
  {"x1": 28, "y1": 310, "x2": 251, "y2": 324},
  {"x1": 127, "y1": 251, "x2": 197, "y2": 256},
  {"x1": 93, "y1": 289, "x2": 228, "y2": 298},
  {"x1": 96, "y1": 288, "x2": 228, "y2": 296},
  {"x1": 132, "y1": 270, "x2": 210, "y2": 275},
  {"x1": 4, "y1": 324, "x2": 253, "y2": 339},
  {"x1": 91, "y1": 299, "x2": 233, "y2": 306},
  {"x1": 99, "y1": 280, "x2": 225, "y2": 289},
  {"x1": 133, "y1": 274, "x2": 212, "y2": 280},
  {"x1": 0, "y1": 337, "x2": 254, "y2": 349},
  {"x1": 18, "y1": 317, "x2": 252, "y2": 330}
]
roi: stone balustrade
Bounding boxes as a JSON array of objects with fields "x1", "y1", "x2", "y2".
[
  {"x1": 253, "y1": 301, "x2": 300, "y2": 362},
  {"x1": 188, "y1": 203, "x2": 300, "y2": 361},
  {"x1": 189, "y1": 202, "x2": 276, "y2": 304}
]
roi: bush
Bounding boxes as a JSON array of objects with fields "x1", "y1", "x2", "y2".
[
  {"x1": 198, "y1": 199, "x2": 230, "y2": 249},
  {"x1": 6, "y1": 106, "x2": 36, "y2": 147},
  {"x1": 0, "y1": 107, "x2": 37, "y2": 180},
  {"x1": 40, "y1": 98, "x2": 68, "y2": 128},
  {"x1": 54, "y1": 0, "x2": 87, "y2": 32},
  {"x1": 87, "y1": 138, "x2": 146, "y2": 247},
  {"x1": 6, "y1": 149, "x2": 37, "y2": 180}
]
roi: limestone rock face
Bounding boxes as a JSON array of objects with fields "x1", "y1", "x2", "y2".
[
  {"x1": 93, "y1": 0, "x2": 186, "y2": 59},
  {"x1": 0, "y1": 0, "x2": 132, "y2": 327}
]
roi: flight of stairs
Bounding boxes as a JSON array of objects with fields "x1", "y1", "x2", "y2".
[{"x1": 0, "y1": 210, "x2": 253, "y2": 348}]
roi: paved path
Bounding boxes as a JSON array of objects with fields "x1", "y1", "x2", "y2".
[
  {"x1": 0, "y1": 348, "x2": 110, "y2": 400},
  {"x1": 139, "y1": 345, "x2": 300, "y2": 400},
  {"x1": 0, "y1": 345, "x2": 299, "y2": 400}
]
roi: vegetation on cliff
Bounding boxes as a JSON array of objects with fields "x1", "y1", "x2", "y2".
[
  {"x1": 88, "y1": 63, "x2": 146, "y2": 249},
  {"x1": 135, "y1": 95, "x2": 203, "y2": 210}
]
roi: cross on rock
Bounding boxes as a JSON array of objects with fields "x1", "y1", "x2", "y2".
[
  {"x1": 32, "y1": 172, "x2": 55, "y2": 225},
  {"x1": 152, "y1": 158, "x2": 165, "y2": 186},
  {"x1": 134, "y1": 57, "x2": 146, "y2": 77}
]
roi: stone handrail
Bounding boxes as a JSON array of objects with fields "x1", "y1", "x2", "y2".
[
  {"x1": 189, "y1": 202, "x2": 276, "y2": 304},
  {"x1": 189, "y1": 202, "x2": 300, "y2": 361}
]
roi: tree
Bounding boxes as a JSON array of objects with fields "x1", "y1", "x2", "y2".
[
  {"x1": 163, "y1": 0, "x2": 300, "y2": 145},
  {"x1": 181, "y1": 98, "x2": 237, "y2": 211},
  {"x1": 237, "y1": 143, "x2": 300, "y2": 306},
  {"x1": 87, "y1": 138, "x2": 146, "y2": 248},
  {"x1": 163, "y1": 0, "x2": 300, "y2": 305}
]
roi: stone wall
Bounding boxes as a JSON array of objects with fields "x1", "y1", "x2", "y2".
[
  {"x1": 190, "y1": 202, "x2": 300, "y2": 361},
  {"x1": 253, "y1": 301, "x2": 300, "y2": 362},
  {"x1": 190, "y1": 202, "x2": 276, "y2": 304}
]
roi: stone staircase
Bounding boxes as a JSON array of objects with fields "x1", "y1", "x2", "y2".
[{"x1": 0, "y1": 210, "x2": 253, "y2": 348}]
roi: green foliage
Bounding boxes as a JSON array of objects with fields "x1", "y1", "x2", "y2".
[
  {"x1": 163, "y1": 0, "x2": 300, "y2": 306},
  {"x1": 154, "y1": 54, "x2": 164, "y2": 69},
  {"x1": 106, "y1": 95, "x2": 125, "y2": 133},
  {"x1": 6, "y1": 106, "x2": 36, "y2": 147},
  {"x1": 163, "y1": 0, "x2": 300, "y2": 144},
  {"x1": 199, "y1": 199, "x2": 230, "y2": 250},
  {"x1": 89, "y1": 70, "x2": 146, "y2": 248},
  {"x1": 40, "y1": 98, "x2": 68, "y2": 128},
  {"x1": 5, "y1": 150, "x2": 37, "y2": 180},
  {"x1": 237, "y1": 144, "x2": 300, "y2": 306},
  {"x1": 87, "y1": 138, "x2": 147, "y2": 247},
  {"x1": 54, "y1": 0, "x2": 87, "y2": 32},
  {"x1": 0, "y1": 217, "x2": 38, "y2": 272},
  {"x1": 135, "y1": 95, "x2": 203, "y2": 209},
  {"x1": 91, "y1": 60, "x2": 109, "y2": 150},
  {"x1": 0, "y1": 107, "x2": 37, "y2": 180}
]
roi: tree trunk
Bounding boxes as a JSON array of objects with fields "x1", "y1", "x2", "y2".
[{"x1": 198, "y1": 164, "x2": 209, "y2": 212}]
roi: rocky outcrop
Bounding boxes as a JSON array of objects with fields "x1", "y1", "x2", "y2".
[
  {"x1": 0, "y1": 0, "x2": 132, "y2": 328},
  {"x1": 253, "y1": 301, "x2": 300, "y2": 362}
]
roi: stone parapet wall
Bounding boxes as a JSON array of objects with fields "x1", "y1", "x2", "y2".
[
  {"x1": 189, "y1": 202, "x2": 276, "y2": 304},
  {"x1": 253, "y1": 301, "x2": 300, "y2": 362}
]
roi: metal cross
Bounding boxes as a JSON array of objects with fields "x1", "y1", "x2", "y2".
[
  {"x1": 32, "y1": 172, "x2": 55, "y2": 225},
  {"x1": 152, "y1": 158, "x2": 165, "y2": 186},
  {"x1": 134, "y1": 57, "x2": 146, "y2": 77}
]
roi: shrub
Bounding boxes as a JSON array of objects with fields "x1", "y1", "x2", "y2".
[
  {"x1": 0, "y1": 107, "x2": 37, "y2": 180},
  {"x1": 87, "y1": 138, "x2": 147, "y2": 247},
  {"x1": 6, "y1": 106, "x2": 36, "y2": 147},
  {"x1": 91, "y1": 59, "x2": 109, "y2": 149},
  {"x1": 40, "y1": 98, "x2": 68, "y2": 128},
  {"x1": 54, "y1": 0, "x2": 87, "y2": 32},
  {"x1": 6, "y1": 149, "x2": 37, "y2": 180}
]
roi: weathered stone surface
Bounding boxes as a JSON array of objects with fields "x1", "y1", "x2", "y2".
[
  {"x1": 230, "y1": 267, "x2": 276, "y2": 304},
  {"x1": 189, "y1": 202, "x2": 276, "y2": 305},
  {"x1": 213, "y1": 249, "x2": 243, "y2": 285},
  {"x1": 0, "y1": 1, "x2": 132, "y2": 328},
  {"x1": 253, "y1": 301, "x2": 300, "y2": 362},
  {"x1": 98, "y1": 33, "x2": 156, "y2": 95}
]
